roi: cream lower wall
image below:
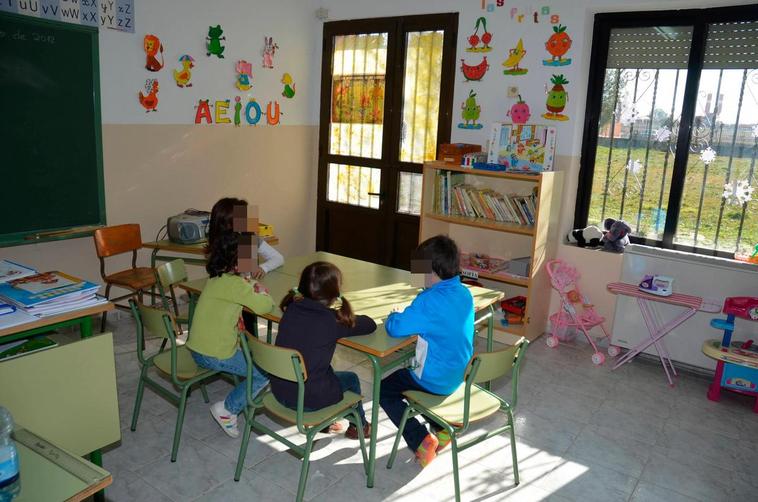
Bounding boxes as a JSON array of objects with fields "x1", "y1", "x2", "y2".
[{"x1": 2, "y1": 124, "x2": 319, "y2": 286}]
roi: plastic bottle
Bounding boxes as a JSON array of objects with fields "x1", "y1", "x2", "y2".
[{"x1": 0, "y1": 407, "x2": 19, "y2": 502}]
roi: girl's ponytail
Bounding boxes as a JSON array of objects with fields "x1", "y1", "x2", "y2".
[
  {"x1": 279, "y1": 288, "x2": 303, "y2": 312},
  {"x1": 335, "y1": 295, "x2": 356, "y2": 328}
]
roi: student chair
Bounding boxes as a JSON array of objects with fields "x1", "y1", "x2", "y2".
[
  {"x1": 129, "y1": 300, "x2": 218, "y2": 462},
  {"x1": 155, "y1": 259, "x2": 190, "y2": 351},
  {"x1": 94, "y1": 224, "x2": 156, "y2": 331},
  {"x1": 235, "y1": 332, "x2": 369, "y2": 502},
  {"x1": 386, "y1": 338, "x2": 529, "y2": 502}
]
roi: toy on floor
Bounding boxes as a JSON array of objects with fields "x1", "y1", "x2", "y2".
[
  {"x1": 703, "y1": 296, "x2": 758, "y2": 413},
  {"x1": 546, "y1": 259, "x2": 620, "y2": 365}
]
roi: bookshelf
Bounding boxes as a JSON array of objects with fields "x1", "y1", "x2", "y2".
[{"x1": 420, "y1": 160, "x2": 563, "y2": 344}]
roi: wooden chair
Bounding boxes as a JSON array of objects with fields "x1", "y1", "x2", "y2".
[{"x1": 94, "y1": 224, "x2": 156, "y2": 331}]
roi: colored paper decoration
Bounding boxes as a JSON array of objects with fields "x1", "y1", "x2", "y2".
[
  {"x1": 281, "y1": 73, "x2": 296, "y2": 99},
  {"x1": 246, "y1": 99, "x2": 262, "y2": 125},
  {"x1": 466, "y1": 17, "x2": 492, "y2": 52},
  {"x1": 138, "y1": 79, "x2": 159, "y2": 112},
  {"x1": 215, "y1": 100, "x2": 231, "y2": 124},
  {"x1": 508, "y1": 95, "x2": 531, "y2": 124},
  {"x1": 262, "y1": 37, "x2": 278, "y2": 69},
  {"x1": 206, "y1": 25, "x2": 226, "y2": 58},
  {"x1": 723, "y1": 180, "x2": 755, "y2": 205},
  {"x1": 487, "y1": 124, "x2": 557, "y2": 172},
  {"x1": 266, "y1": 101, "x2": 281, "y2": 125},
  {"x1": 700, "y1": 147, "x2": 717, "y2": 165},
  {"x1": 235, "y1": 60, "x2": 253, "y2": 91},
  {"x1": 458, "y1": 90, "x2": 483, "y2": 129},
  {"x1": 173, "y1": 55, "x2": 195, "y2": 88},
  {"x1": 195, "y1": 100, "x2": 212, "y2": 124},
  {"x1": 543, "y1": 24, "x2": 572, "y2": 66},
  {"x1": 460, "y1": 56, "x2": 489, "y2": 81},
  {"x1": 234, "y1": 96, "x2": 242, "y2": 126},
  {"x1": 542, "y1": 74, "x2": 569, "y2": 121},
  {"x1": 144, "y1": 34, "x2": 164, "y2": 72},
  {"x1": 502, "y1": 39, "x2": 528, "y2": 75}
]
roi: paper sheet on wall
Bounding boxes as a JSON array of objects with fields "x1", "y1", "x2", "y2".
[{"x1": 0, "y1": 0, "x2": 135, "y2": 33}]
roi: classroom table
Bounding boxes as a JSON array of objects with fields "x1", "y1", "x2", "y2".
[
  {"x1": 607, "y1": 282, "x2": 721, "y2": 386},
  {"x1": 12, "y1": 427, "x2": 112, "y2": 502},
  {"x1": 143, "y1": 235, "x2": 280, "y2": 268},
  {"x1": 178, "y1": 253, "x2": 503, "y2": 488},
  {"x1": 0, "y1": 301, "x2": 114, "y2": 344}
]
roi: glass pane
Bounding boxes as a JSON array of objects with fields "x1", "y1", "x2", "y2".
[
  {"x1": 675, "y1": 21, "x2": 758, "y2": 254},
  {"x1": 400, "y1": 30, "x2": 444, "y2": 164},
  {"x1": 397, "y1": 172, "x2": 423, "y2": 215},
  {"x1": 327, "y1": 163, "x2": 381, "y2": 209},
  {"x1": 330, "y1": 33, "x2": 387, "y2": 159},
  {"x1": 588, "y1": 26, "x2": 693, "y2": 241}
]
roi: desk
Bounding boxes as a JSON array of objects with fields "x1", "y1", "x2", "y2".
[
  {"x1": 607, "y1": 282, "x2": 721, "y2": 385},
  {"x1": 12, "y1": 427, "x2": 112, "y2": 502},
  {"x1": 178, "y1": 253, "x2": 503, "y2": 488},
  {"x1": 143, "y1": 236, "x2": 280, "y2": 268},
  {"x1": 0, "y1": 302, "x2": 113, "y2": 344}
]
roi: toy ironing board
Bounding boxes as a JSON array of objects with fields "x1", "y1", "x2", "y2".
[{"x1": 607, "y1": 282, "x2": 721, "y2": 386}]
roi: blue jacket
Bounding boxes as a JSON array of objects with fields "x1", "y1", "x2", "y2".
[{"x1": 385, "y1": 276, "x2": 474, "y2": 395}]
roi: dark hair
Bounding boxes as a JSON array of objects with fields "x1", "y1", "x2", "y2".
[
  {"x1": 280, "y1": 261, "x2": 356, "y2": 327},
  {"x1": 205, "y1": 197, "x2": 247, "y2": 278},
  {"x1": 415, "y1": 235, "x2": 460, "y2": 280}
]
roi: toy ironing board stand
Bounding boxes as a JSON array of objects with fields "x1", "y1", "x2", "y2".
[{"x1": 607, "y1": 282, "x2": 721, "y2": 386}]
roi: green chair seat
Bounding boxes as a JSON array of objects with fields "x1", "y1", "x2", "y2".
[
  {"x1": 262, "y1": 391, "x2": 363, "y2": 427},
  {"x1": 153, "y1": 346, "x2": 209, "y2": 380},
  {"x1": 404, "y1": 385, "x2": 501, "y2": 426}
]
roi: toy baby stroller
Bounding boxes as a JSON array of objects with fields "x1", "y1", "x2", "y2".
[{"x1": 546, "y1": 259, "x2": 620, "y2": 365}]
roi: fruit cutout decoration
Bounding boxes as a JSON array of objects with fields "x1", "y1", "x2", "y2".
[
  {"x1": 235, "y1": 60, "x2": 253, "y2": 91},
  {"x1": 281, "y1": 73, "x2": 296, "y2": 99},
  {"x1": 144, "y1": 34, "x2": 164, "y2": 72},
  {"x1": 543, "y1": 24, "x2": 572, "y2": 66},
  {"x1": 460, "y1": 57, "x2": 489, "y2": 81},
  {"x1": 508, "y1": 95, "x2": 531, "y2": 124},
  {"x1": 173, "y1": 55, "x2": 195, "y2": 88},
  {"x1": 206, "y1": 25, "x2": 226, "y2": 58},
  {"x1": 138, "y1": 79, "x2": 159, "y2": 112},
  {"x1": 262, "y1": 37, "x2": 278, "y2": 69},
  {"x1": 458, "y1": 90, "x2": 483, "y2": 129},
  {"x1": 502, "y1": 39, "x2": 528, "y2": 75},
  {"x1": 543, "y1": 74, "x2": 570, "y2": 121},
  {"x1": 466, "y1": 17, "x2": 492, "y2": 52}
]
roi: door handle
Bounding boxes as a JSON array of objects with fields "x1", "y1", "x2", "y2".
[{"x1": 367, "y1": 192, "x2": 385, "y2": 198}]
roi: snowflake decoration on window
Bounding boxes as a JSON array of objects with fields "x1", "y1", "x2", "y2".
[
  {"x1": 752, "y1": 124, "x2": 758, "y2": 138},
  {"x1": 700, "y1": 147, "x2": 717, "y2": 165},
  {"x1": 625, "y1": 159, "x2": 643, "y2": 175},
  {"x1": 619, "y1": 106, "x2": 640, "y2": 126},
  {"x1": 653, "y1": 127, "x2": 672, "y2": 143},
  {"x1": 723, "y1": 180, "x2": 755, "y2": 206}
]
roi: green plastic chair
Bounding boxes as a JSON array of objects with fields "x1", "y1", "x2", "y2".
[
  {"x1": 235, "y1": 332, "x2": 369, "y2": 502},
  {"x1": 129, "y1": 299, "x2": 219, "y2": 462},
  {"x1": 155, "y1": 259, "x2": 189, "y2": 351},
  {"x1": 386, "y1": 338, "x2": 529, "y2": 502}
]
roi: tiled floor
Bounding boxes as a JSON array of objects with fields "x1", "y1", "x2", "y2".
[{"x1": 100, "y1": 314, "x2": 758, "y2": 501}]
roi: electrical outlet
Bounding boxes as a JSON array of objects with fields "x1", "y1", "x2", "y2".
[{"x1": 507, "y1": 86, "x2": 519, "y2": 98}]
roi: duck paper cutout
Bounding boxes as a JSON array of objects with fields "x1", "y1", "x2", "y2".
[
  {"x1": 508, "y1": 95, "x2": 531, "y2": 124},
  {"x1": 144, "y1": 34, "x2": 164, "y2": 72},
  {"x1": 235, "y1": 60, "x2": 253, "y2": 91},
  {"x1": 460, "y1": 57, "x2": 489, "y2": 81},
  {"x1": 458, "y1": 90, "x2": 483, "y2": 129},
  {"x1": 542, "y1": 74, "x2": 569, "y2": 121},
  {"x1": 466, "y1": 17, "x2": 492, "y2": 52},
  {"x1": 281, "y1": 73, "x2": 296, "y2": 98},
  {"x1": 138, "y1": 79, "x2": 159, "y2": 112},
  {"x1": 173, "y1": 55, "x2": 195, "y2": 88},
  {"x1": 502, "y1": 39, "x2": 527, "y2": 75},
  {"x1": 262, "y1": 37, "x2": 278, "y2": 69},
  {"x1": 206, "y1": 25, "x2": 226, "y2": 58},
  {"x1": 543, "y1": 25, "x2": 572, "y2": 66}
]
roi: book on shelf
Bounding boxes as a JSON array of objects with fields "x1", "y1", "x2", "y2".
[
  {"x1": 0, "y1": 271, "x2": 100, "y2": 309},
  {"x1": 0, "y1": 260, "x2": 37, "y2": 284},
  {"x1": 435, "y1": 175, "x2": 537, "y2": 226}
]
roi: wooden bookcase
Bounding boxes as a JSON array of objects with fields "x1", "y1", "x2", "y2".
[{"x1": 419, "y1": 161, "x2": 563, "y2": 344}]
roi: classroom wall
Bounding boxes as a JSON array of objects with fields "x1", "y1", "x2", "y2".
[{"x1": 2, "y1": 0, "x2": 320, "y2": 284}]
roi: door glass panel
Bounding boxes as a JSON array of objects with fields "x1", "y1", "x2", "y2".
[
  {"x1": 330, "y1": 33, "x2": 388, "y2": 159},
  {"x1": 327, "y1": 163, "x2": 381, "y2": 209},
  {"x1": 400, "y1": 30, "x2": 445, "y2": 164},
  {"x1": 397, "y1": 172, "x2": 423, "y2": 215}
]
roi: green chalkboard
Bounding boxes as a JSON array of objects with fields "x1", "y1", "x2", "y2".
[{"x1": 0, "y1": 12, "x2": 105, "y2": 247}]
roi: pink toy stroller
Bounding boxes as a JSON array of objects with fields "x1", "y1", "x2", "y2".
[{"x1": 546, "y1": 259, "x2": 620, "y2": 365}]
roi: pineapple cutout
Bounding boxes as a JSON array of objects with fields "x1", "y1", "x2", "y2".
[{"x1": 542, "y1": 74, "x2": 569, "y2": 121}]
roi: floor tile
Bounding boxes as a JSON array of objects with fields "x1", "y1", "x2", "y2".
[
  {"x1": 103, "y1": 467, "x2": 173, "y2": 502},
  {"x1": 641, "y1": 450, "x2": 734, "y2": 502},
  {"x1": 629, "y1": 481, "x2": 700, "y2": 502},
  {"x1": 566, "y1": 426, "x2": 651, "y2": 478}
]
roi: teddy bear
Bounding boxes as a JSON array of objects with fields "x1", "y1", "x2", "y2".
[
  {"x1": 602, "y1": 218, "x2": 631, "y2": 252},
  {"x1": 566, "y1": 225, "x2": 604, "y2": 248}
]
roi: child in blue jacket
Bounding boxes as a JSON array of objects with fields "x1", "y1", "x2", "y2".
[{"x1": 380, "y1": 235, "x2": 474, "y2": 467}]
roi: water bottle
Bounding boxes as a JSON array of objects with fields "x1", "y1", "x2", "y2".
[{"x1": 0, "y1": 407, "x2": 19, "y2": 502}]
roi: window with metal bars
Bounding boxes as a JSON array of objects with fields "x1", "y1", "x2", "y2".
[{"x1": 575, "y1": 6, "x2": 758, "y2": 258}]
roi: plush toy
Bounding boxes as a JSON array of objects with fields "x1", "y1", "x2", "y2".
[
  {"x1": 602, "y1": 218, "x2": 631, "y2": 252},
  {"x1": 567, "y1": 225, "x2": 603, "y2": 248}
]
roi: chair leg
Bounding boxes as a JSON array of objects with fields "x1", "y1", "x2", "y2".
[
  {"x1": 509, "y1": 412, "x2": 520, "y2": 486},
  {"x1": 159, "y1": 339, "x2": 168, "y2": 353},
  {"x1": 449, "y1": 428, "x2": 461, "y2": 502},
  {"x1": 200, "y1": 383, "x2": 210, "y2": 403},
  {"x1": 387, "y1": 406, "x2": 413, "y2": 469},
  {"x1": 130, "y1": 371, "x2": 147, "y2": 431},
  {"x1": 235, "y1": 417, "x2": 253, "y2": 481},
  {"x1": 296, "y1": 434, "x2": 315, "y2": 502},
  {"x1": 350, "y1": 409, "x2": 369, "y2": 476},
  {"x1": 101, "y1": 283, "x2": 112, "y2": 332},
  {"x1": 266, "y1": 320, "x2": 273, "y2": 344},
  {"x1": 171, "y1": 387, "x2": 190, "y2": 462}
]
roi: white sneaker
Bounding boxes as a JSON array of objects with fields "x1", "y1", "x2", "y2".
[{"x1": 210, "y1": 401, "x2": 240, "y2": 438}]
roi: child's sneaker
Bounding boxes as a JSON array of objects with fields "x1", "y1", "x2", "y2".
[
  {"x1": 435, "y1": 429, "x2": 451, "y2": 452},
  {"x1": 210, "y1": 401, "x2": 239, "y2": 438},
  {"x1": 415, "y1": 433, "x2": 439, "y2": 468}
]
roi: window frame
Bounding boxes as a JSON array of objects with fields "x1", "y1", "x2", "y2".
[{"x1": 574, "y1": 4, "x2": 758, "y2": 258}]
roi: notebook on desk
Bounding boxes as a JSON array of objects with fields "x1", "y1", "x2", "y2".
[{"x1": 0, "y1": 272, "x2": 99, "y2": 308}]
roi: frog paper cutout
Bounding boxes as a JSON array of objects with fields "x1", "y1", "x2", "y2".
[
  {"x1": 144, "y1": 34, "x2": 164, "y2": 72},
  {"x1": 206, "y1": 25, "x2": 226, "y2": 58},
  {"x1": 458, "y1": 90, "x2": 483, "y2": 129},
  {"x1": 235, "y1": 60, "x2": 253, "y2": 91}
]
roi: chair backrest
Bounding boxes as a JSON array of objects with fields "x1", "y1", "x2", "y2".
[
  {"x1": 466, "y1": 337, "x2": 527, "y2": 384},
  {"x1": 546, "y1": 259, "x2": 580, "y2": 293},
  {"x1": 156, "y1": 259, "x2": 188, "y2": 288},
  {"x1": 246, "y1": 333, "x2": 307, "y2": 382},
  {"x1": 94, "y1": 224, "x2": 143, "y2": 258},
  {"x1": 130, "y1": 299, "x2": 178, "y2": 341}
]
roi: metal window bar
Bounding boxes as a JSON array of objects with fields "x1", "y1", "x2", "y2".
[
  {"x1": 619, "y1": 69, "x2": 642, "y2": 221},
  {"x1": 713, "y1": 68, "x2": 748, "y2": 250},
  {"x1": 358, "y1": 35, "x2": 368, "y2": 159},
  {"x1": 424, "y1": 32, "x2": 438, "y2": 163},
  {"x1": 635, "y1": 69, "x2": 660, "y2": 233},
  {"x1": 601, "y1": 69, "x2": 623, "y2": 220},
  {"x1": 692, "y1": 69, "x2": 724, "y2": 244},
  {"x1": 735, "y1": 136, "x2": 757, "y2": 251},
  {"x1": 654, "y1": 69, "x2": 681, "y2": 237}
]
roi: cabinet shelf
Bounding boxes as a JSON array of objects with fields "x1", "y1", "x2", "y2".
[
  {"x1": 425, "y1": 161, "x2": 541, "y2": 183},
  {"x1": 424, "y1": 213, "x2": 535, "y2": 236}
]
